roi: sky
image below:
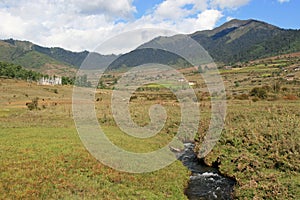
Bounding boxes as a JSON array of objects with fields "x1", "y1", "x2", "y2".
[{"x1": 0, "y1": 0, "x2": 299, "y2": 54}]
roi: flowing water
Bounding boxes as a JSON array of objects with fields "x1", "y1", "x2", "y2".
[{"x1": 176, "y1": 143, "x2": 236, "y2": 200}]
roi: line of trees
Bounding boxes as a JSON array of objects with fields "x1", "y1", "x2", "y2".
[
  {"x1": 0, "y1": 61, "x2": 95, "y2": 87},
  {"x1": 0, "y1": 61, "x2": 42, "y2": 81},
  {"x1": 0, "y1": 61, "x2": 78, "y2": 85}
]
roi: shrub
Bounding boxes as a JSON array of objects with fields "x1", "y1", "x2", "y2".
[
  {"x1": 250, "y1": 87, "x2": 267, "y2": 99},
  {"x1": 234, "y1": 81, "x2": 240, "y2": 87},
  {"x1": 26, "y1": 97, "x2": 39, "y2": 110}
]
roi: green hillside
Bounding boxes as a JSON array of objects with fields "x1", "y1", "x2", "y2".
[
  {"x1": 1, "y1": 19, "x2": 300, "y2": 72},
  {"x1": 0, "y1": 40, "x2": 77, "y2": 76},
  {"x1": 190, "y1": 19, "x2": 300, "y2": 64},
  {"x1": 31, "y1": 45, "x2": 89, "y2": 68},
  {"x1": 108, "y1": 19, "x2": 300, "y2": 69}
]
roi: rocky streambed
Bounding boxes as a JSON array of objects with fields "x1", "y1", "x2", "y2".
[{"x1": 177, "y1": 143, "x2": 236, "y2": 200}]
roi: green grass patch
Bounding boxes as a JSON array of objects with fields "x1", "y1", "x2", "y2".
[{"x1": 0, "y1": 127, "x2": 189, "y2": 199}]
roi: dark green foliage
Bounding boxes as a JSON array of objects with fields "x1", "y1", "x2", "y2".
[
  {"x1": 108, "y1": 48, "x2": 192, "y2": 70},
  {"x1": 1, "y1": 39, "x2": 118, "y2": 70},
  {"x1": 234, "y1": 81, "x2": 240, "y2": 87},
  {"x1": 190, "y1": 19, "x2": 300, "y2": 64},
  {"x1": 0, "y1": 39, "x2": 76, "y2": 69},
  {"x1": 32, "y1": 45, "x2": 88, "y2": 68},
  {"x1": 62, "y1": 76, "x2": 75, "y2": 85},
  {"x1": 0, "y1": 61, "x2": 42, "y2": 81},
  {"x1": 0, "y1": 61, "x2": 74, "y2": 85},
  {"x1": 250, "y1": 87, "x2": 268, "y2": 99},
  {"x1": 123, "y1": 19, "x2": 300, "y2": 67}
]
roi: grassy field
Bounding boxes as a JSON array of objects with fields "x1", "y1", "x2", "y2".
[
  {"x1": 0, "y1": 79, "x2": 189, "y2": 199},
  {"x1": 202, "y1": 100, "x2": 300, "y2": 199},
  {"x1": 1, "y1": 54, "x2": 300, "y2": 199},
  {"x1": 199, "y1": 56, "x2": 300, "y2": 199}
]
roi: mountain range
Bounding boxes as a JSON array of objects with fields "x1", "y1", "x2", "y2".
[
  {"x1": 0, "y1": 19, "x2": 300, "y2": 75},
  {"x1": 190, "y1": 19, "x2": 300, "y2": 63}
]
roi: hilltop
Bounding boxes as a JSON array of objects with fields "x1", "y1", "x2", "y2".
[
  {"x1": 0, "y1": 39, "x2": 118, "y2": 76},
  {"x1": 108, "y1": 19, "x2": 300, "y2": 69},
  {"x1": 190, "y1": 19, "x2": 300, "y2": 63},
  {"x1": 1, "y1": 19, "x2": 300, "y2": 73}
]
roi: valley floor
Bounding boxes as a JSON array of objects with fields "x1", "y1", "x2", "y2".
[{"x1": 0, "y1": 77, "x2": 299, "y2": 199}]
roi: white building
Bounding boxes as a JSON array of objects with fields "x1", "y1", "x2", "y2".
[{"x1": 38, "y1": 76, "x2": 62, "y2": 86}]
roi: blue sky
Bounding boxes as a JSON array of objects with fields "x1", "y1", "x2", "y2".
[
  {"x1": 132, "y1": 0, "x2": 299, "y2": 29},
  {"x1": 220, "y1": 0, "x2": 300, "y2": 29},
  {"x1": 0, "y1": 0, "x2": 298, "y2": 53}
]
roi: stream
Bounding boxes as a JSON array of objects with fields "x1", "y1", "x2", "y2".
[{"x1": 176, "y1": 143, "x2": 236, "y2": 200}]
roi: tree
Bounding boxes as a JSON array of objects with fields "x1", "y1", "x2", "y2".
[
  {"x1": 62, "y1": 76, "x2": 75, "y2": 85},
  {"x1": 250, "y1": 87, "x2": 267, "y2": 99}
]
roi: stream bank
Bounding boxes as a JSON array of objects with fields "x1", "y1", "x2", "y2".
[{"x1": 177, "y1": 143, "x2": 236, "y2": 200}]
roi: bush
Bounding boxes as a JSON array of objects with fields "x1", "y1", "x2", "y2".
[
  {"x1": 234, "y1": 81, "x2": 240, "y2": 87},
  {"x1": 26, "y1": 97, "x2": 39, "y2": 110},
  {"x1": 250, "y1": 87, "x2": 267, "y2": 99}
]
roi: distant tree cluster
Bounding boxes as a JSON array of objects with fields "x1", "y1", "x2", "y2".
[
  {"x1": 62, "y1": 76, "x2": 75, "y2": 85},
  {"x1": 0, "y1": 61, "x2": 75, "y2": 85},
  {"x1": 0, "y1": 61, "x2": 42, "y2": 81}
]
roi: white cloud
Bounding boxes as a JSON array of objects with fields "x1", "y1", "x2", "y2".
[
  {"x1": 194, "y1": 10, "x2": 224, "y2": 30},
  {"x1": 154, "y1": 0, "x2": 207, "y2": 20},
  {"x1": 0, "y1": 0, "x2": 136, "y2": 19},
  {"x1": 0, "y1": 12, "x2": 29, "y2": 37},
  {"x1": 69, "y1": 0, "x2": 136, "y2": 19},
  {"x1": 0, "y1": 0, "x2": 251, "y2": 54},
  {"x1": 210, "y1": 0, "x2": 251, "y2": 9},
  {"x1": 140, "y1": 1, "x2": 222, "y2": 35},
  {"x1": 277, "y1": 0, "x2": 290, "y2": 3},
  {"x1": 0, "y1": 0, "x2": 130, "y2": 50}
]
